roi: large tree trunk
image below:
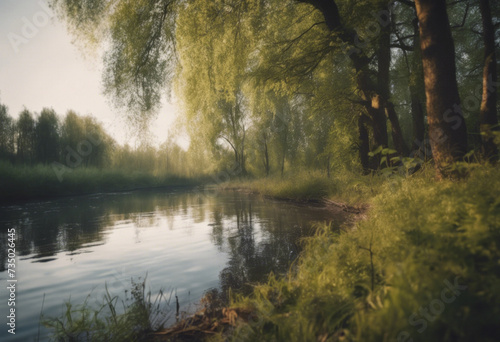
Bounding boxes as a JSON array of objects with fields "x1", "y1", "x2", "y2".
[
  {"x1": 409, "y1": 18, "x2": 427, "y2": 159},
  {"x1": 349, "y1": 51, "x2": 388, "y2": 153},
  {"x1": 479, "y1": 0, "x2": 499, "y2": 162},
  {"x1": 415, "y1": 0, "x2": 468, "y2": 178}
]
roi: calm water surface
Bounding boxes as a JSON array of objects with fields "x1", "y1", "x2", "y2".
[{"x1": 0, "y1": 188, "x2": 338, "y2": 341}]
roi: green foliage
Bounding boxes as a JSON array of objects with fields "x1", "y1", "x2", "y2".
[
  {"x1": 52, "y1": 0, "x2": 178, "y2": 121},
  {"x1": 33, "y1": 1, "x2": 500, "y2": 340},
  {"x1": 16, "y1": 109, "x2": 36, "y2": 164},
  {"x1": 50, "y1": 0, "x2": 500, "y2": 177},
  {"x1": 369, "y1": 147, "x2": 424, "y2": 177},
  {"x1": 227, "y1": 168, "x2": 384, "y2": 205},
  {"x1": 35, "y1": 108, "x2": 61, "y2": 164},
  {"x1": 0, "y1": 103, "x2": 15, "y2": 159},
  {"x1": 230, "y1": 165, "x2": 500, "y2": 342},
  {"x1": 0, "y1": 161, "x2": 200, "y2": 202},
  {"x1": 234, "y1": 171, "x2": 334, "y2": 201},
  {"x1": 43, "y1": 277, "x2": 172, "y2": 342}
]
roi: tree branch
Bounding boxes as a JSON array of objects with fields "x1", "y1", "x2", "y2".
[
  {"x1": 450, "y1": 2, "x2": 470, "y2": 29},
  {"x1": 280, "y1": 21, "x2": 326, "y2": 54},
  {"x1": 296, "y1": 0, "x2": 342, "y2": 31}
]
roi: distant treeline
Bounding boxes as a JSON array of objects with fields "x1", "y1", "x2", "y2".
[{"x1": 0, "y1": 103, "x2": 206, "y2": 176}]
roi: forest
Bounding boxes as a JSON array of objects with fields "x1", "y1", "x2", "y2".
[
  {"x1": 1, "y1": 0, "x2": 499, "y2": 192},
  {"x1": 1, "y1": 0, "x2": 499, "y2": 341},
  {"x1": 0, "y1": 105, "x2": 204, "y2": 200}
]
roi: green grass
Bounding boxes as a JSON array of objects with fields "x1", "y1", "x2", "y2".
[
  {"x1": 226, "y1": 164, "x2": 500, "y2": 342},
  {"x1": 42, "y1": 278, "x2": 172, "y2": 342},
  {"x1": 0, "y1": 161, "x2": 203, "y2": 202},
  {"x1": 33, "y1": 162, "x2": 500, "y2": 341},
  {"x1": 224, "y1": 169, "x2": 388, "y2": 205}
]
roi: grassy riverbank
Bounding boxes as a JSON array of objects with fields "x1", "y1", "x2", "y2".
[
  {"x1": 223, "y1": 168, "x2": 385, "y2": 205},
  {"x1": 223, "y1": 164, "x2": 500, "y2": 342},
  {"x1": 38, "y1": 164, "x2": 500, "y2": 341},
  {"x1": 0, "y1": 161, "x2": 203, "y2": 202}
]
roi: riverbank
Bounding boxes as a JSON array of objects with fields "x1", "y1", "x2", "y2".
[
  {"x1": 0, "y1": 161, "x2": 204, "y2": 203},
  {"x1": 34, "y1": 164, "x2": 500, "y2": 341},
  {"x1": 153, "y1": 164, "x2": 500, "y2": 341}
]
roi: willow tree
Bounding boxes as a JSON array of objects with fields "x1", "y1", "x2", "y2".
[
  {"x1": 51, "y1": 0, "x2": 178, "y2": 125},
  {"x1": 51, "y1": 0, "x2": 399, "y2": 172},
  {"x1": 174, "y1": 1, "x2": 263, "y2": 174}
]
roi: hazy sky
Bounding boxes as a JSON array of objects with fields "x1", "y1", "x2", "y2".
[{"x1": 0, "y1": 0, "x2": 180, "y2": 147}]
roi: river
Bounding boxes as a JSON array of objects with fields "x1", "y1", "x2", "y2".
[{"x1": 0, "y1": 187, "x2": 338, "y2": 341}]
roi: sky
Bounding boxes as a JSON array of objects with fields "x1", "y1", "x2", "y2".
[{"x1": 0, "y1": 0, "x2": 182, "y2": 148}]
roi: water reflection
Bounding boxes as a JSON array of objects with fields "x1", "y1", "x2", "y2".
[
  {"x1": 0, "y1": 188, "x2": 337, "y2": 341},
  {"x1": 0, "y1": 188, "x2": 336, "y2": 283},
  {"x1": 208, "y1": 192, "x2": 322, "y2": 299}
]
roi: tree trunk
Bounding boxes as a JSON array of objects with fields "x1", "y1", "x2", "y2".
[
  {"x1": 300, "y1": 0, "x2": 390, "y2": 163},
  {"x1": 281, "y1": 137, "x2": 287, "y2": 178},
  {"x1": 386, "y1": 101, "x2": 409, "y2": 156},
  {"x1": 301, "y1": 0, "x2": 416, "y2": 167},
  {"x1": 479, "y1": 0, "x2": 499, "y2": 162},
  {"x1": 410, "y1": 92, "x2": 426, "y2": 158},
  {"x1": 326, "y1": 153, "x2": 331, "y2": 178},
  {"x1": 410, "y1": 17, "x2": 426, "y2": 157},
  {"x1": 358, "y1": 114, "x2": 370, "y2": 174},
  {"x1": 415, "y1": 0, "x2": 468, "y2": 178},
  {"x1": 377, "y1": 6, "x2": 408, "y2": 157},
  {"x1": 262, "y1": 132, "x2": 270, "y2": 176},
  {"x1": 354, "y1": 59, "x2": 388, "y2": 151},
  {"x1": 240, "y1": 129, "x2": 246, "y2": 175}
]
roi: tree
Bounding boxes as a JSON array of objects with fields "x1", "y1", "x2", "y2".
[
  {"x1": 414, "y1": 0, "x2": 468, "y2": 178},
  {"x1": 16, "y1": 109, "x2": 36, "y2": 164},
  {"x1": 0, "y1": 104, "x2": 15, "y2": 160},
  {"x1": 61, "y1": 110, "x2": 85, "y2": 150},
  {"x1": 478, "y1": 0, "x2": 498, "y2": 162},
  {"x1": 293, "y1": 0, "x2": 408, "y2": 170},
  {"x1": 52, "y1": 0, "x2": 404, "y2": 172},
  {"x1": 51, "y1": 0, "x2": 178, "y2": 121},
  {"x1": 52, "y1": 0, "x2": 492, "y2": 179},
  {"x1": 174, "y1": 0, "x2": 259, "y2": 175},
  {"x1": 61, "y1": 111, "x2": 114, "y2": 168},
  {"x1": 35, "y1": 108, "x2": 60, "y2": 164},
  {"x1": 82, "y1": 116, "x2": 114, "y2": 168}
]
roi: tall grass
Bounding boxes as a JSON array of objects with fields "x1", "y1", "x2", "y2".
[
  {"x1": 228, "y1": 165, "x2": 500, "y2": 342},
  {"x1": 225, "y1": 169, "x2": 389, "y2": 204},
  {"x1": 0, "y1": 161, "x2": 202, "y2": 202},
  {"x1": 42, "y1": 278, "x2": 172, "y2": 342}
]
